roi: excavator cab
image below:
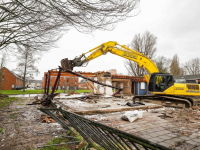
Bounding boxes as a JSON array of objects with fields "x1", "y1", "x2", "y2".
[{"x1": 148, "y1": 73, "x2": 174, "y2": 92}]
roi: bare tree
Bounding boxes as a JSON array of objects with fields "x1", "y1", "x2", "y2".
[
  {"x1": 183, "y1": 58, "x2": 200, "y2": 75},
  {"x1": 0, "y1": 0, "x2": 140, "y2": 52},
  {"x1": 155, "y1": 56, "x2": 171, "y2": 73},
  {"x1": 170, "y1": 54, "x2": 181, "y2": 75},
  {"x1": 124, "y1": 30, "x2": 157, "y2": 76},
  {"x1": 14, "y1": 45, "x2": 40, "y2": 91}
]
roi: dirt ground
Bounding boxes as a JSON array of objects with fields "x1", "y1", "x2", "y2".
[{"x1": 0, "y1": 97, "x2": 64, "y2": 150}]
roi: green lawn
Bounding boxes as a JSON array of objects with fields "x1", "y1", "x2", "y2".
[
  {"x1": 0, "y1": 97, "x2": 18, "y2": 109},
  {"x1": 0, "y1": 90, "x2": 90, "y2": 95},
  {"x1": 39, "y1": 127, "x2": 104, "y2": 150}
]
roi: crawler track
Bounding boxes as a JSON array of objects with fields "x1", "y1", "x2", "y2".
[{"x1": 133, "y1": 95, "x2": 194, "y2": 108}]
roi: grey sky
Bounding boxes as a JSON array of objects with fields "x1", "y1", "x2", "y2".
[{"x1": 7, "y1": 0, "x2": 200, "y2": 79}]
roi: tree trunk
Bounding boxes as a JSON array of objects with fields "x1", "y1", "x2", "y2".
[{"x1": 23, "y1": 53, "x2": 28, "y2": 92}]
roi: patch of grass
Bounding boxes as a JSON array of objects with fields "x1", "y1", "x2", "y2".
[
  {"x1": 17, "y1": 99, "x2": 25, "y2": 105},
  {"x1": 0, "y1": 128, "x2": 4, "y2": 133},
  {"x1": 40, "y1": 127, "x2": 107, "y2": 150},
  {"x1": 9, "y1": 113, "x2": 18, "y2": 119},
  {"x1": 0, "y1": 90, "x2": 90, "y2": 95},
  {"x1": 73, "y1": 90, "x2": 90, "y2": 93},
  {"x1": 40, "y1": 128, "x2": 83, "y2": 150},
  {"x1": 39, "y1": 137, "x2": 71, "y2": 150},
  {"x1": 74, "y1": 132, "x2": 84, "y2": 142},
  {"x1": 91, "y1": 142, "x2": 105, "y2": 150},
  {"x1": 0, "y1": 90, "x2": 44, "y2": 95},
  {"x1": 60, "y1": 147, "x2": 69, "y2": 150},
  {"x1": 0, "y1": 97, "x2": 18, "y2": 109},
  {"x1": 16, "y1": 124, "x2": 23, "y2": 127},
  {"x1": 12, "y1": 108, "x2": 19, "y2": 112},
  {"x1": 66, "y1": 129, "x2": 76, "y2": 137},
  {"x1": 19, "y1": 99, "x2": 25, "y2": 103}
]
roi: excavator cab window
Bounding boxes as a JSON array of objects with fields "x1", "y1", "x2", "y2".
[
  {"x1": 155, "y1": 75, "x2": 166, "y2": 91},
  {"x1": 149, "y1": 73, "x2": 174, "y2": 92},
  {"x1": 166, "y1": 76, "x2": 173, "y2": 86}
]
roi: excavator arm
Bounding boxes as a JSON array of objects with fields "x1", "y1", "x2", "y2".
[{"x1": 61, "y1": 41, "x2": 159, "y2": 83}]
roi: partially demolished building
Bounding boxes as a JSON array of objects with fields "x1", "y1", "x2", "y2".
[
  {"x1": 42, "y1": 69, "x2": 148, "y2": 96},
  {"x1": 42, "y1": 70, "x2": 95, "y2": 90}
]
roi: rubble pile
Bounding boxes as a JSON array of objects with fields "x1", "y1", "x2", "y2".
[
  {"x1": 41, "y1": 115, "x2": 57, "y2": 123},
  {"x1": 157, "y1": 107, "x2": 200, "y2": 131},
  {"x1": 0, "y1": 93, "x2": 9, "y2": 98}
]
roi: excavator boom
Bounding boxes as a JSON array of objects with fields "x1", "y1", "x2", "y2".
[{"x1": 61, "y1": 41, "x2": 159, "y2": 75}]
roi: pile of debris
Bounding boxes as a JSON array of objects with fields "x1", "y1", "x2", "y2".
[
  {"x1": 0, "y1": 93, "x2": 9, "y2": 98},
  {"x1": 157, "y1": 107, "x2": 200, "y2": 125},
  {"x1": 41, "y1": 115, "x2": 57, "y2": 123}
]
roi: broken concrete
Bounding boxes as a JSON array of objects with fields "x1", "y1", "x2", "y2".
[
  {"x1": 89, "y1": 109, "x2": 200, "y2": 149},
  {"x1": 54, "y1": 93, "x2": 162, "y2": 115},
  {"x1": 54, "y1": 93, "x2": 200, "y2": 149}
]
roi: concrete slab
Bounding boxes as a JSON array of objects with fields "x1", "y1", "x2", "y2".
[
  {"x1": 54, "y1": 93, "x2": 200, "y2": 149},
  {"x1": 55, "y1": 93, "x2": 163, "y2": 115},
  {"x1": 83, "y1": 111, "x2": 200, "y2": 149}
]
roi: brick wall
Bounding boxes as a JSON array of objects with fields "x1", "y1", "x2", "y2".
[
  {"x1": 42, "y1": 70, "x2": 96, "y2": 90},
  {"x1": 0, "y1": 67, "x2": 23, "y2": 90},
  {"x1": 43, "y1": 75, "x2": 79, "y2": 90}
]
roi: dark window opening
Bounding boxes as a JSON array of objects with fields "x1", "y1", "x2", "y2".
[{"x1": 2, "y1": 71, "x2": 5, "y2": 81}]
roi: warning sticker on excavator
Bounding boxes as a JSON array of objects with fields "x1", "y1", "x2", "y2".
[
  {"x1": 123, "y1": 51, "x2": 137, "y2": 59},
  {"x1": 186, "y1": 90, "x2": 199, "y2": 93},
  {"x1": 175, "y1": 87, "x2": 184, "y2": 90}
]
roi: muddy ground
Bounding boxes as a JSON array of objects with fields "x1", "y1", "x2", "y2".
[{"x1": 0, "y1": 97, "x2": 64, "y2": 150}]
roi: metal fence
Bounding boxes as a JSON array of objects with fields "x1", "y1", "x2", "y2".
[{"x1": 39, "y1": 107, "x2": 171, "y2": 150}]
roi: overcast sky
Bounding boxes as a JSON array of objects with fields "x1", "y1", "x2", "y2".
[{"x1": 7, "y1": 0, "x2": 200, "y2": 80}]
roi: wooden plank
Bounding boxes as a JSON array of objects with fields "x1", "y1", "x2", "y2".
[
  {"x1": 88, "y1": 81, "x2": 101, "y2": 94},
  {"x1": 84, "y1": 79, "x2": 94, "y2": 93}
]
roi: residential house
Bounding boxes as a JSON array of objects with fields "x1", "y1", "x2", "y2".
[
  {"x1": 0, "y1": 67, "x2": 24, "y2": 90},
  {"x1": 27, "y1": 80, "x2": 43, "y2": 89}
]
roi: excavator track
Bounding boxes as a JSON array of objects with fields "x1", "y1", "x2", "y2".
[{"x1": 133, "y1": 95, "x2": 194, "y2": 108}]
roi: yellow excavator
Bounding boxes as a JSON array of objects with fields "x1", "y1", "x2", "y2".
[{"x1": 61, "y1": 41, "x2": 198, "y2": 108}]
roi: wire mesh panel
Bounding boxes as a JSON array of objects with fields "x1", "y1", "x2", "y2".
[{"x1": 39, "y1": 108, "x2": 172, "y2": 150}]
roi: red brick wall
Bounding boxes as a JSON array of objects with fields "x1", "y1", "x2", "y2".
[
  {"x1": 42, "y1": 71, "x2": 96, "y2": 89},
  {"x1": 16, "y1": 78, "x2": 23, "y2": 86},
  {"x1": 48, "y1": 76, "x2": 78, "y2": 87},
  {"x1": 0, "y1": 67, "x2": 23, "y2": 90}
]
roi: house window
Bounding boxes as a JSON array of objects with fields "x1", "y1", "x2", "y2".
[
  {"x1": 71, "y1": 82, "x2": 73, "y2": 85},
  {"x1": 64, "y1": 77, "x2": 66, "y2": 80},
  {"x1": 63, "y1": 82, "x2": 65, "y2": 85},
  {"x1": 72, "y1": 77, "x2": 73, "y2": 80},
  {"x1": 2, "y1": 71, "x2": 5, "y2": 81}
]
